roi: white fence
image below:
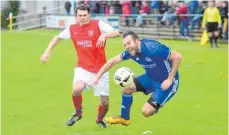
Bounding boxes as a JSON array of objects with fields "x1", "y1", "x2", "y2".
[{"x1": 7, "y1": 6, "x2": 64, "y2": 31}]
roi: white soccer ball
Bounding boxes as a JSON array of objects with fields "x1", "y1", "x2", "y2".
[{"x1": 114, "y1": 67, "x2": 134, "y2": 87}]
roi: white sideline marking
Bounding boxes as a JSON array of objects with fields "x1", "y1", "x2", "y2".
[{"x1": 142, "y1": 131, "x2": 152, "y2": 134}]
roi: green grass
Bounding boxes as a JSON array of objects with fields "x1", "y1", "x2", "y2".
[{"x1": 1, "y1": 29, "x2": 228, "y2": 135}]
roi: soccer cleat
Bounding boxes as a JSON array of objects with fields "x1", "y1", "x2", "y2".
[
  {"x1": 96, "y1": 120, "x2": 107, "y2": 128},
  {"x1": 105, "y1": 116, "x2": 130, "y2": 126},
  {"x1": 66, "y1": 113, "x2": 82, "y2": 126}
]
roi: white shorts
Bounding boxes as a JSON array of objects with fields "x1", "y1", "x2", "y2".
[{"x1": 73, "y1": 67, "x2": 109, "y2": 96}]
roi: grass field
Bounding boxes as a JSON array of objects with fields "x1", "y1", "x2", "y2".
[{"x1": 1, "y1": 29, "x2": 228, "y2": 135}]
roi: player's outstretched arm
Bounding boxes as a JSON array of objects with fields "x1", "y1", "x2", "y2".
[
  {"x1": 89, "y1": 54, "x2": 123, "y2": 86},
  {"x1": 161, "y1": 50, "x2": 182, "y2": 90},
  {"x1": 40, "y1": 36, "x2": 62, "y2": 64}
]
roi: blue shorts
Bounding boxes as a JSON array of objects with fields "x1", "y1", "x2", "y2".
[{"x1": 135, "y1": 74, "x2": 179, "y2": 106}]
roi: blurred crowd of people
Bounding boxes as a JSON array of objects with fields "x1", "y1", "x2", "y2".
[{"x1": 65, "y1": 0, "x2": 228, "y2": 40}]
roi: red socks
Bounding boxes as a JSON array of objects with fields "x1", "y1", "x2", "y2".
[
  {"x1": 72, "y1": 94, "x2": 82, "y2": 116},
  {"x1": 97, "y1": 104, "x2": 105, "y2": 121}
]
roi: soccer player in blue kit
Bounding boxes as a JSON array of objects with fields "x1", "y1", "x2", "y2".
[{"x1": 89, "y1": 30, "x2": 182, "y2": 126}]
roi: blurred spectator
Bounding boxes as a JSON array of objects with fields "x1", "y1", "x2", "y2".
[
  {"x1": 176, "y1": 1, "x2": 189, "y2": 37},
  {"x1": 93, "y1": 2, "x2": 101, "y2": 14},
  {"x1": 221, "y1": 1, "x2": 228, "y2": 40},
  {"x1": 159, "y1": 1, "x2": 168, "y2": 15},
  {"x1": 130, "y1": 1, "x2": 141, "y2": 14},
  {"x1": 130, "y1": 1, "x2": 141, "y2": 26},
  {"x1": 159, "y1": 1, "x2": 169, "y2": 24},
  {"x1": 109, "y1": 1, "x2": 115, "y2": 15},
  {"x1": 87, "y1": 1, "x2": 96, "y2": 14},
  {"x1": 100, "y1": 1, "x2": 109, "y2": 15},
  {"x1": 216, "y1": 1, "x2": 224, "y2": 38},
  {"x1": 136, "y1": 1, "x2": 150, "y2": 26},
  {"x1": 121, "y1": 1, "x2": 131, "y2": 26},
  {"x1": 65, "y1": 1, "x2": 72, "y2": 15},
  {"x1": 190, "y1": 2, "x2": 204, "y2": 31},
  {"x1": 140, "y1": 1, "x2": 151, "y2": 14},
  {"x1": 114, "y1": 1, "x2": 122, "y2": 14},
  {"x1": 202, "y1": 1, "x2": 222, "y2": 48},
  {"x1": 150, "y1": 0, "x2": 159, "y2": 14},
  {"x1": 187, "y1": 0, "x2": 198, "y2": 14},
  {"x1": 161, "y1": 1, "x2": 177, "y2": 26}
]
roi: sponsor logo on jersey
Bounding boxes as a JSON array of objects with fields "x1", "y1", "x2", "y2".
[
  {"x1": 77, "y1": 40, "x2": 92, "y2": 47},
  {"x1": 145, "y1": 57, "x2": 152, "y2": 62},
  {"x1": 121, "y1": 105, "x2": 126, "y2": 109},
  {"x1": 88, "y1": 30, "x2": 94, "y2": 36},
  {"x1": 141, "y1": 63, "x2": 157, "y2": 68},
  {"x1": 136, "y1": 57, "x2": 140, "y2": 61}
]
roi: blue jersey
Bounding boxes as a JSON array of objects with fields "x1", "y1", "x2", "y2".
[{"x1": 121, "y1": 39, "x2": 179, "y2": 83}]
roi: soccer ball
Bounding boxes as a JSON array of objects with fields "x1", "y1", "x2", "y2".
[{"x1": 114, "y1": 67, "x2": 134, "y2": 87}]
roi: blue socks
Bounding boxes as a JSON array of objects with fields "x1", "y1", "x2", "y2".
[{"x1": 121, "y1": 93, "x2": 133, "y2": 120}]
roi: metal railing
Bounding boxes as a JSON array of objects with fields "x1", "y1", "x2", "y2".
[
  {"x1": 7, "y1": 12, "x2": 228, "y2": 41},
  {"x1": 7, "y1": 6, "x2": 64, "y2": 31},
  {"x1": 117, "y1": 14, "x2": 205, "y2": 40}
]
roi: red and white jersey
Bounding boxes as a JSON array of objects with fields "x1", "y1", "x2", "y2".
[{"x1": 58, "y1": 20, "x2": 115, "y2": 73}]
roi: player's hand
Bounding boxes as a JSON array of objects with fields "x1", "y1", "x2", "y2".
[
  {"x1": 96, "y1": 34, "x2": 106, "y2": 48},
  {"x1": 161, "y1": 78, "x2": 173, "y2": 91},
  {"x1": 40, "y1": 52, "x2": 50, "y2": 64},
  {"x1": 88, "y1": 76, "x2": 99, "y2": 86}
]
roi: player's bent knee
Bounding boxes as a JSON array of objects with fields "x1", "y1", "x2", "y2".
[
  {"x1": 142, "y1": 108, "x2": 157, "y2": 117},
  {"x1": 122, "y1": 83, "x2": 136, "y2": 94},
  {"x1": 101, "y1": 100, "x2": 109, "y2": 107},
  {"x1": 142, "y1": 109, "x2": 153, "y2": 117},
  {"x1": 141, "y1": 97, "x2": 161, "y2": 117},
  {"x1": 72, "y1": 90, "x2": 82, "y2": 96},
  {"x1": 72, "y1": 81, "x2": 85, "y2": 96}
]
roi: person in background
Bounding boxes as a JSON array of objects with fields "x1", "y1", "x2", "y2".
[
  {"x1": 176, "y1": 1, "x2": 189, "y2": 37},
  {"x1": 121, "y1": 0, "x2": 131, "y2": 26},
  {"x1": 190, "y1": 2, "x2": 204, "y2": 32},
  {"x1": 187, "y1": 0, "x2": 198, "y2": 14},
  {"x1": 65, "y1": 1, "x2": 72, "y2": 15},
  {"x1": 151, "y1": 0, "x2": 159, "y2": 15},
  {"x1": 221, "y1": 1, "x2": 228, "y2": 40},
  {"x1": 217, "y1": 1, "x2": 228, "y2": 40},
  {"x1": 114, "y1": 1, "x2": 122, "y2": 14},
  {"x1": 130, "y1": 1, "x2": 141, "y2": 26},
  {"x1": 136, "y1": 1, "x2": 150, "y2": 26},
  {"x1": 93, "y1": 2, "x2": 101, "y2": 14},
  {"x1": 202, "y1": 1, "x2": 222, "y2": 48},
  {"x1": 159, "y1": 0, "x2": 169, "y2": 25}
]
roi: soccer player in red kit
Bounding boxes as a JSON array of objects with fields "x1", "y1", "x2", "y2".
[{"x1": 40, "y1": 4, "x2": 119, "y2": 128}]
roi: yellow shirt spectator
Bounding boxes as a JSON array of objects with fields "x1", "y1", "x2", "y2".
[{"x1": 202, "y1": 7, "x2": 222, "y2": 27}]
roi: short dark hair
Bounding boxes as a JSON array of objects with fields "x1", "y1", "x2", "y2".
[
  {"x1": 122, "y1": 30, "x2": 139, "y2": 40},
  {"x1": 75, "y1": 3, "x2": 90, "y2": 15}
]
